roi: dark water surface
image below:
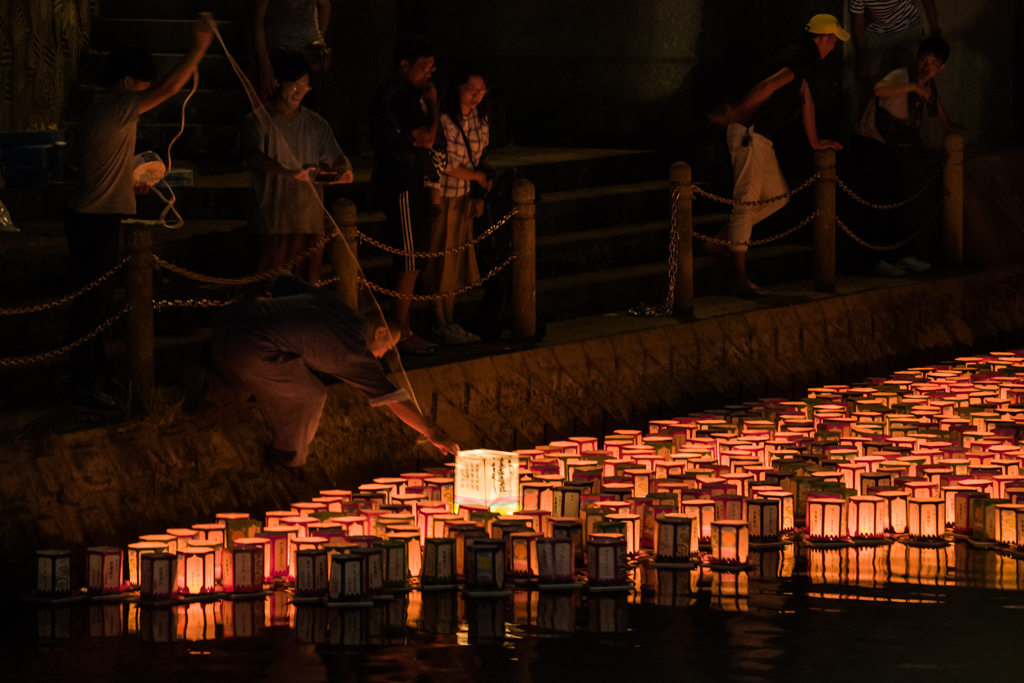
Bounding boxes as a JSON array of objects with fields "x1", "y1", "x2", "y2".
[{"x1": 6, "y1": 541, "x2": 1023, "y2": 683}]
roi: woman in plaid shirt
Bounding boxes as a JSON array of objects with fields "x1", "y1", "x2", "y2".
[{"x1": 424, "y1": 64, "x2": 492, "y2": 344}]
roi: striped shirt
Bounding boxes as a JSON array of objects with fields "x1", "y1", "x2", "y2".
[
  {"x1": 849, "y1": 0, "x2": 920, "y2": 33},
  {"x1": 439, "y1": 109, "x2": 489, "y2": 197}
]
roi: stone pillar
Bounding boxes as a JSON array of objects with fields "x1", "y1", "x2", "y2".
[
  {"x1": 329, "y1": 198, "x2": 359, "y2": 309},
  {"x1": 669, "y1": 162, "x2": 693, "y2": 317},
  {"x1": 512, "y1": 179, "x2": 536, "y2": 342},
  {"x1": 125, "y1": 223, "x2": 155, "y2": 412},
  {"x1": 813, "y1": 149, "x2": 836, "y2": 293},
  {"x1": 943, "y1": 131, "x2": 964, "y2": 269}
]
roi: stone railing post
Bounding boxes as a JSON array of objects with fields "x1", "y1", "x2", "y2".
[
  {"x1": 669, "y1": 162, "x2": 693, "y2": 317},
  {"x1": 813, "y1": 148, "x2": 836, "y2": 293},
  {"x1": 124, "y1": 222, "x2": 155, "y2": 412},
  {"x1": 943, "y1": 131, "x2": 964, "y2": 269},
  {"x1": 329, "y1": 198, "x2": 359, "y2": 309},
  {"x1": 512, "y1": 179, "x2": 536, "y2": 342}
]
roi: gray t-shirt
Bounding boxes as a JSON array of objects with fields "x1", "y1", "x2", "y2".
[
  {"x1": 68, "y1": 91, "x2": 146, "y2": 215},
  {"x1": 244, "y1": 105, "x2": 350, "y2": 235},
  {"x1": 264, "y1": 0, "x2": 321, "y2": 51},
  {"x1": 856, "y1": 67, "x2": 933, "y2": 143}
]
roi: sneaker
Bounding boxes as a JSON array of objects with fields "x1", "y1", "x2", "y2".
[
  {"x1": 449, "y1": 324, "x2": 481, "y2": 343},
  {"x1": 397, "y1": 333, "x2": 436, "y2": 355},
  {"x1": 71, "y1": 387, "x2": 119, "y2": 413},
  {"x1": 898, "y1": 255, "x2": 932, "y2": 272},
  {"x1": 874, "y1": 259, "x2": 907, "y2": 277}
]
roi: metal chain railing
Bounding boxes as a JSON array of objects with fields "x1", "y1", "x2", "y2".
[
  {"x1": 154, "y1": 298, "x2": 236, "y2": 309},
  {"x1": 630, "y1": 187, "x2": 682, "y2": 317},
  {"x1": 692, "y1": 173, "x2": 820, "y2": 207},
  {"x1": 836, "y1": 164, "x2": 943, "y2": 211},
  {"x1": 0, "y1": 256, "x2": 130, "y2": 316},
  {"x1": 0, "y1": 306, "x2": 130, "y2": 368},
  {"x1": 356, "y1": 252, "x2": 518, "y2": 300},
  {"x1": 693, "y1": 210, "x2": 820, "y2": 248},
  {"x1": 837, "y1": 197, "x2": 946, "y2": 252},
  {"x1": 358, "y1": 207, "x2": 516, "y2": 258}
]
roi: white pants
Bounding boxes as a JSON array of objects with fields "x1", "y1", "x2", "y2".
[{"x1": 726, "y1": 123, "x2": 789, "y2": 253}]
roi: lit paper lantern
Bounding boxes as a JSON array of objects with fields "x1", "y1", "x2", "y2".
[
  {"x1": 996, "y1": 504, "x2": 1024, "y2": 545},
  {"x1": 549, "y1": 517, "x2": 584, "y2": 567},
  {"x1": 860, "y1": 472, "x2": 893, "y2": 494},
  {"x1": 846, "y1": 496, "x2": 887, "y2": 538},
  {"x1": 127, "y1": 542, "x2": 168, "y2": 588},
  {"x1": 953, "y1": 491, "x2": 989, "y2": 533},
  {"x1": 877, "y1": 490, "x2": 909, "y2": 533},
  {"x1": 86, "y1": 546, "x2": 123, "y2": 595},
  {"x1": 605, "y1": 513, "x2": 641, "y2": 555},
  {"x1": 259, "y1": 526, "x2": 299, "y2": 581},
  {"x1": 654, "y1": 514, "x2": 698, "y2": 561},
  {"x1": 374, "y1": 540, "x2": 408, "y2": 588},
  {"x1": 508, "y1": 531, "x2": 541, "y2": 577},
  {"x1": 465, "y1": 539, "x2": 506, "y2": 590},
  {"x1": 805, "y1": 496, "x2": 846, "y2": 540},
  {"x1": 553, "y1": 485, "x2": 585, "y2": 518},
  {"x1": 746, "y1": 499, "x2": 781, "y2": 541},
  {"x1": 350, "y1": 547, "x2": 385, "y2": 595},
  {"x1": 186, "y1": 540, "x2": 223, "y2": 582},
  {"x1": 907, "y1": 497, "x2": 945, "y2": 539},
  {"x1": 586, "y1": 534, "x2": 628, "y2": 585},
  {"x1": 537, "y1": 537, "x2": 575, "y2": 583},
  {"x1": 216, "y1": 513, "x2": 261, "y2": 549},
  {"x1": 713, "y1": 495, "x2": 747, "y2": 522},
  {"x1": 454, "y1": 449, "x2": 518, "y2": 511},
  {"x1": 680, "y1": 499, "x2": 716, "y2": 541},
  {"x1": 421, "y1": 537, "x2": 457, "y2": 585},
  {"x1": 294, "y1": 549, "x2": 329, "y2": 598},
  {"x1": 710, "y1": 520, "x2": 749, "y2": 565},
  {"x1": 36, "y1": 550, "x2": 72, "y2": 598},
  {"x1": 386, "y1": 530, "x2": 422, "y2": 578},
  {"x1": 191, "y1": 523, "x2": 226, "y2": 545},
  {"x1": 329, "y1": 552, "x2": 367, "y2": 601},
  {"x1": 222, "y1": 538, "x2": 265, "y2": 593},
  {"x1": 140, "y1": 552, "x2": 177, "y2": 601},
  {"x1": 140, "y1": 534, "x2": 178, "y2": 554},
  {"x1": 491, "y1": 516, "x2": 531, "y2": 542},
  {"x1": 176, "y1": 547, "x2": 215, "y2": 595}
]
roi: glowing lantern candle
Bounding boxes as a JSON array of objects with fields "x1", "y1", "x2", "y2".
[
  {"x1": 191, "y1": 523, "x2": 226, "y2": 545},
  {"x1": 680, "y1": 499, "x2": 716, "y2": 542},
  {"x1": 373, "y1": 540, "x2": 408, "y2": 588},
  {"x1": 549, "y1": 517, "x2": 584, "y2": 566},
  {"x1": 264, "y1": 511, "x2": 293, "y2": 528},
  {"x1": 805, "y1": 496, "x2": 846, "y2": 540},
  {"x1": 431, "y1": 513, "x2": 465, "y2": 539},
  {"x1": 216, "y1": 513, "x2": 261, "y2": 549},
  {"x1": 453, "y1": 451, "x2": 517, "y2": 511},
  {"x1": 907, "y1": 497, "x2": 945, "y2": 539},
  {"x1": 847, "y1": 496, "x2": 887, "y2": 538},
  {"x1": 36, "y1": 550, "x2": 72, "y2": 598},
  {"x1": 860, "y1": 472, "x2": 894, "y2": 494},
  {"x1": 942, "y1": 485, "x2": 979, "y2": 525},
  {"x1": 422, "y1": 537, "x2": 457, "y2": 585},
  {"x1": 127, "y1": 542, "x2": 168, "y2": 588},
  {"x1": 586, "y1": 533, "x2": 628, "y2": 584},
  {"x1": 86, "y1": 547, "x2": 123, "y2": 595},
  {"x1": 167, "y1": 528, "x2": 198, "y2": 548},
  {"x1": 570, "y1": 436, "x2": 599, "y2": 452},
  {"x1": 417, "y1": 507, "x2": 447, "y2": 539},
  {"x1": 654, "y1": 514, "x2": 699, "y2": 561},
  {"x1": 746, "y1": 499, "x2": 781, "y2": 541},
  {"x1": 519, "y1": 482, "x2": 553, "y2": 512},
  {"x1": 995, "y1": 504, "x2": 1024, "y2": 545},
  {"x1": 140, "y1": 552, "x2": 177, "y2": 601},
  {"x1": 465, "y1": 539, "x2": 506, "y2": 590},
  {"x1": 710, "y1": 520, "x2": 749, "y2": 565},
  {"x1": 713, "y1": 495, "x2": 747, "y2": 522},
  {"x1": 537, "y1": 537, "x2": 575, "y2": 583},
  {"x1": 329, "y1": 552, "x2": 366, "y2": 601},
  {"x1": 605, "y1": 513, "x2": 641, "y2": 555},
  {"x1": 491, "y1": 516, "x2": 531, "y2": 542},
  {"x1": 294, "y1": 550, "x2": 328, "y2": 598},
  {"x1": 176, "y1": 547, "x2": 215, "y2": 595},
  {"x1": 553, "y1": 485, "x2": 585, "y2": 518},
  {"x1": 308, "y1": 523, "x2": 347, "y2": 546},
  {"x1": 953, "y1": 491, "x2": 989, "y2": 533},
  {"x1": 387, "y1": 530, "x2": 422, "y2": 578},
  {"x1": 508, "y1": 531, "x2": 541, "y2": 577},
  {"x1": 222, "y1": 538, "x2": 265, "y2": 593},
  {"x1": 259, "y1": 526, "x2": 299, "y2": 581},
  {"x1": 877, "y1": 490, "x2": 909, "y2": 533},
  {"x1": 140, "y1": 534, "x2": 178, "y2": 554},
  {"x1": 187, "y1": 539, "x2": 223, "y2": 581},
  {"x1": 350, "y1": 547, "x2": 385, "y2": 594}
]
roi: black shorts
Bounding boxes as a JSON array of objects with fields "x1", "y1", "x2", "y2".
[{"x1": 383, "y1": 186, "x2": 435, "y2": 272}]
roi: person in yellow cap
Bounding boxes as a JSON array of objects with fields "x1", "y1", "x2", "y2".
[{"x1": 707, "y1": 14, "x2": 847, "y2": 297}]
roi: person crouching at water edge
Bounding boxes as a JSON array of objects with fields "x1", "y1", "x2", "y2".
[{"x1": 185, "y1": 272, "x2": 458, "y2": 475}]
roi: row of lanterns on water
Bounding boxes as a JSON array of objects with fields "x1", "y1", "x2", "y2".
[{"x1": 33, "y1": 352, "x2": 1024, "y2": 605}]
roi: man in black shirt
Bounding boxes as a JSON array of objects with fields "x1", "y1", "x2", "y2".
[
  {"x1": 368, "y1": 35, "x2": 440, "y2": 355},
  {"x1": 190, "y1": 273, "x2": 459, "y2": 471},
  {"x1": 709, "y1": 14, "x2": 847, "y2": 296}
]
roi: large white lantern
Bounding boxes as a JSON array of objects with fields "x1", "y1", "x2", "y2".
[{"x1": 455, "y1": 449, "x2": 519, "y2": 512}]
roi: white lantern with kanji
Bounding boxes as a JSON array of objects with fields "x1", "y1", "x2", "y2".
[{"x1": 455, "y1": 449, "x2": 520, "y2": 512}]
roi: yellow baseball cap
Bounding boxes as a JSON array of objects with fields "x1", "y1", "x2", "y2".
[{"x1": 806, "y1": 14, "x2": 850, "y2": 41}]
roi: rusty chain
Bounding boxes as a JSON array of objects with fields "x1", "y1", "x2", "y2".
[
  {"x1": 357, "y1": 252, "x2": 517, "y2": 300},
  {"x1": 358, "y1": 207, "x2": 516, "y2": 258},
  {"x1": 154, "y1": 298, "x2": 236, "y2": 309},
  {"x1": 837, "y1": 197, "x2": 945, "y2": 251},
  {"x1": 836, "y1": 164, "x2": 943, "y2": 211},
  {"x1": 693, "y1": 210, "x2": 820, "y2": 248},
  {"x1": 0, "y1": 256, "x2": 130, "y2": 316},
  {"x1": 692, "y1": 172, "x2": 820, "y2": 207},
  {"x1": 0, "y1": 306, "x2": 130, "y2": 368},
  {"x1": 629, "y1": 187, "x2": 681, "y2": 317}
]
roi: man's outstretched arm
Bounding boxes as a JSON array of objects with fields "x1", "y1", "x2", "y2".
[{"x1": 387, "y1": 400, "x2": 459, "y2": 455}]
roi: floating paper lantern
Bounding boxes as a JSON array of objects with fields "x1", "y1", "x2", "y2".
[
  {"x1": 805, "y1": 496, "x2": 846, "y2": 540},
  {"x1": 176, "y1": 547, "x2": 215, "y2": 595},
  {"x1": 710, "y1": 520, "x2": 749, "y2": 566},
  {"x1": 847, "y1": 496, "x2": 887, "y2": 538},
  {"x1": 995, "y1": 504, "x2": 1024, "y2": 545},
  {"x1": 491, "y1": 516, "x2": 531, "y2": 542},
  {"x1": 216, "y1": 513, "x2": 261, "y2": 549},
  {"x1": 953, "y1": 491, "x2": 989, "y2": 533},
  {"x1": 654, "y1": 514, "x2": 698, "y2": 561},
  {"x1": 294, "y1": 549, "x2": 329, "y2": 598},
  {"x1": 508, "y1": 531, "x2": 541, "y2": 577},
  {"x1": 586, "y1": 534, "x2": 628, "y2": 584},
  {"x1": 140, "y1": 534, "x2": 178, "y2": 554},
  {"x1": 222, "y1": 538, "x2": 265, "y2": 593},
  {"x1": 259, "y1": 526, "x2": 299, "y2": 581},
  {"x1": 907, "y1": 497, "x2": 945, "y2": 539},
  {"x1": 373, "y1": 540, "x2": 407, "y2": 588},
  {"x1": 455, "y1": 449, "x2": 518, "y2": 512},
  {"x1": 140, "y1": 552, "x2": 177, "y2": 601},
  {"x1": 191, "y1": 523, "x2": 226, "y2": 545},
  {"x1": 465, "y1": 539, "x2": 506, "y2": 590},
  {"x1": 552, "y1": 485, "x2": 585, "y2": 518},
  {"x1": 680, "y1": 499, "x2": 716, "y2": 542},
  {"x1": 713, "y1": 494, "x2": 747, "y2": 522},
  {"x1": 877, "y1": 490, "x2": 909, "y2": 533},
  {"x1": 421, "y1": 537, "x2": 457, "y2": 585},
  {"x1": 746, "y1": 499, "x2": 781, "y2": 541},
  {"x1": 549, "y1": 517, "x2": 584, "y2": 566},
  {"x1": 86, "y1": 546, "x2": 123, "y2": 595},
  {"x1": 386, "y1": 530, "x2": 422, "y2": 578},
  {"x1": 127, "y1": 542, "x2": 168, "y2": 588},
  {"x1": 329, "y1": 552, "x2": 366, "y2": 601},
  {"x1": 537, "y1": 537, "x2": 575, "y2": 583},
  {"x1": 605, "y1": 513, "x2": 641, "y2": 555},
  {"x1": 36, "y1": 550, "x2": 72, "y2": 598},
  {"x1": 350, "y1": 547, "x2": 385, "y2": 595}
]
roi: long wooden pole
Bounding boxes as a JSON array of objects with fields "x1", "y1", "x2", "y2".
[
  {"x1": 813, "y1": 148, "x2": 836, "y2": 293},
  {"x1": 329, "y1": 198, "x2": 359, "y2": 309},
  {"x1": 125, "y1": 223, "x2": 154, "y2": 412},
  {"x1": 670, "y1": 162, "x2": 693, "y2": 317},
  {"x1": 512, "y1": 179, "x2": 536, "y2": 342},
  {"x1": 943, "y1": 131, "x2": 964, "y2": 269}
]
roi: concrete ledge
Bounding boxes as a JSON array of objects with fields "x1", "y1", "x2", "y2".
[{"x1": 3, "y1": 267, "x2": 1024, "y2": 594}]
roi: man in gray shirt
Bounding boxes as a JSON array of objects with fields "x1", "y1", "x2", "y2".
[
  {"x1": 65, "y1": 14, "x2": 216, "y2": 411},
  {"x1": 191, "y1": 273, "x2": 458, "y2": 472}
]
